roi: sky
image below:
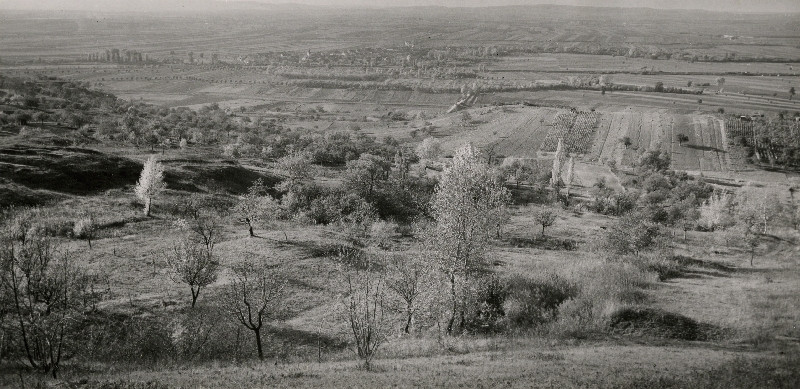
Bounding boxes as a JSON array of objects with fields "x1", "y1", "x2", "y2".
[{"x1": 1, "y1": 0, "x2": 799, "y2": 13}]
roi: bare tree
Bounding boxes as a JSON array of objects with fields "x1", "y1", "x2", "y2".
[
  {"x1": 341, "y1": 252, "x2": 390, "y2": 370},
  {"x1": 384, "y1": 251, "x2": 433, "y2": 334},
  {"x1": 0, "y1": 237, "x2": 95, "y2": 378},
  {"x1": 134, "y1": 155, "x2": 166, "y2": 217},
  {"x1": 165, "y1": 238, "x2": 220, "y2": 308},
  {"x1": 222, "y1": 263, "x2": 286, "y2": 361}
]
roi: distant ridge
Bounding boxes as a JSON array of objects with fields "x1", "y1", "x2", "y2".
[{"x1": 1, "y1": 0, "x2": 798, "y2": 16}]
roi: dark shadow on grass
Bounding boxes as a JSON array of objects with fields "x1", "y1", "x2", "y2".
[
  {"x1": 505, "y1": 235, "x2": 578, "y2": 251},
  {"x1": 609, "y1": 307, "x2": 727, "y2": 341},
  {"x1": 264, "y1": 324, "x2": 347, "y2": 351},
  {"x1": 684, "y1": 144, "x2": 727, "y2": 153},
  {"x1": 673, "y1": 255, "x2": 735, "y2": 272}
]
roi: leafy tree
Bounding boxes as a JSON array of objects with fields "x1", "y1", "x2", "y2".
[
  {"x1": 429, "y1": 143, "x2": 510, "y2": 335},
  {"x1": 637, "y1": 150, "x2": 671, "y2": 172},
  {"x1": 564, "y1": 157, "x2": 575, "y2": 197},
  {"x1": 677, "y1": 133, "x2": 689, "y2": 146},
  {"x1": 716, "y1": 77, "x2": 726, "y2": 93},
  {"x1": 276, "y1": 151, "x2": 312, "y2": 191},
  {"x1": 500, "y1": 158, "x2": 538, "y2": 188},
  {"x1": 654, "y1": 81, "x2": 664, "y2": 92},
  {"x1": 222, "y1": 263, "x2": 286, "y2": 361},
  {"x1": 551, "y1": 138, "x2": 565, "y2": 189},
  {"x1": 534, "y1": 207, "x2": 557, "y2": 236},
  {"x1": 343, "y1": 153, "x2": 390, "y2": 200},
  {"x1": 134, "y1": 155, "x2": 166, "y2": 217},
  {"x1": 790, "y1": 87, "x2": 796, "y2": 100},
  {"x1": 620, "y1": 136, "x2": 632, "y2": 149},
  {"x1": 415, "y1": 137, "x2": 443, "y2": 161},
  {"x1": 165, "y1": 237, "x2": 219, "y2": 308},
  {"x1": 605, "y1": 213, "x2": 661, "y2": 256}
]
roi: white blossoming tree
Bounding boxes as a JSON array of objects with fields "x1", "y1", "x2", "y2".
[{"x1": 134, "y1": 155, "x2": 166, "y2": 217}]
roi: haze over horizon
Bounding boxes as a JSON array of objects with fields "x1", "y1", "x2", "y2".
[{"x1": 1, "y1": 0, "x2": 799, "y2": 14}]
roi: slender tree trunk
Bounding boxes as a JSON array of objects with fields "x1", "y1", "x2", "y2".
[
  {"x1": 144, "y1": 197, "x2": 151, "y2": 217},
  {"x1": 191, "y1": 286, "x2": 199, "y2": 308},
  {"x1": 404, "y1": 310, "x2": 413, "y2": 334},
  {"x1": 254, "y1": 327, "x2": 264, "y2": 361},
  {"x1": 541, "y1": 225, "x2": 545, "y2": 236},
  {"x1": 446, "y1": 274, "x2": 456, "y2": 335},
  {"x1": 246, "y1": 218, "x2": 254, "y2": 237}
]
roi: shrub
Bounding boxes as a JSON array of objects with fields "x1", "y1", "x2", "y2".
[
  {"x1": 503, "y1": 273, "x2": 577, "y2": 329},
  {"x1": 463, "y1": 275, "x2": 507, "y2": 334}
]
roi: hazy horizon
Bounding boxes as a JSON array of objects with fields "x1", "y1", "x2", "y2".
[{"x1": 1, "y1": 0, "x2": 799, "y2": 14}]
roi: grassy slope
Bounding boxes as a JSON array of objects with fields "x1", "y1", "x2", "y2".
[{"x1": 14, "y1": 186, "x2": 793, "y2": 388}]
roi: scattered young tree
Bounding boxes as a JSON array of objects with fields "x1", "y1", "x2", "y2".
[
  {"x1": 620, "y1": 136, "x2": 632, "y2": 149},
  {"x1": 534, "y1": 207, "x2": 557, "y2": 236},
  {"x1": 165, "y1": 237, "x2": 220, "y2": 308},
  {"x1": 384, "y1": 251, "x2": 433, "y2": 334},
  {"x1": 429, "y1": 143, "x2": 510, "y2": 335},
  {"x1": 677, "y1": 133, "x2": 689, "y2": 146},
  {"x1": 222, "y1": 263, "x2": 286, "y2": 361},
  {"x1": 716, "y1": 77, "x2": 726, "y2": 93},
  {"x1": 72, "y1": 216, "x2": 95, "y2": 249},
  {"x1": 232, "y1": 179, "x2": 278, "y2": 237},
  {"x1": 654, "y1": 81, "x2": 664, "y2": 92},
  {"x1": 134, "y1": 155, "x2": 166, "y2": 217},
  {"x1": 790, "y1": 86, "x2": 796, "y2": 100},
  {"x1": 341, "y1": 252, "x2": 390, "y2": 370}
]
